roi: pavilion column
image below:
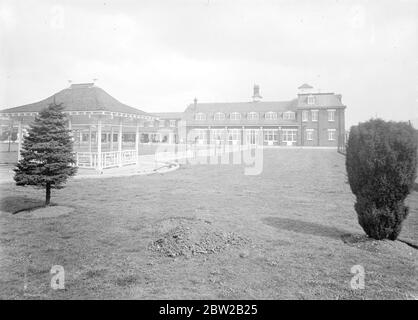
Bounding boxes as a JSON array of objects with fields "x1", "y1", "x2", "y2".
[
  {"x1": 89, "y1": 125, "x2": 92, "y2": 152},
  {"x1": 118, "y1": 118, "x2": 123, "y2": 167},
  {"x1": 259, "y1": 126, "x2": 263, "y2": 146},
  {"x1": 135, "y1": 121, "x2": 140, "y2": 165},
  {"x1": 110, "y1": 126, "x2": 114, "y2": 151},
  {"x1": 97, "y1": 118, "x2": 102, "y2": 171},
  {"x1": 7, "y1": 119, "x2": 13, "y2": 152},
  {"x1": 17, "y1": 118, "x2": 23, "y2": 161}
]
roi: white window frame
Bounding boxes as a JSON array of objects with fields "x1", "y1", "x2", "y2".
[
  {"x1": 148, "y1": 121, "x2": 154, "y2": 127},
  {"x1": 247, "y1": 112, "x2": 259, "y2": 120},
  {"x1": 302, "y1": 110, "x2": 309, "y2": 122},
  {"x1": 282, "y1": 129, "x2": 297, "y2": 142},
  {"x1": 264, "y1": 129, "x2": 278, "y2": 142},
  {"x1": 265, "y1": 112, "x2": 277, "y2": 120},
  {"x1": 283, "y1": 111, "x2": 296, "y2": 120},
  {"x1": 307, "y1": 95, "x2": 315, "y2": 105},
  {"x1": 227, "y1": 129, "x2": 241, "y2": 143},
  {"x1": 328, "y1": 109, "x2": 336, "y2": 122},
  {"x1": 328, "y1": 129, "x2": 336, "y2": 141},
  {"x1": 195, "y1": 113, "x2": 206, "y2": 121},
  {"x1": 169, "y1": 120, "x2": 176, "y2": 127},
  {"x1": 306, "y1": 129, "x2": 314, "y2": 141},
  {"x1": 311, "y1": 110, "x2": 319, "y2": 122},
  {"x1": 214, "y1": 112, "x2": 226, "y2": 121},
  {"x1": 230, "y1": 112, "x2": 241, "y2": 120}
]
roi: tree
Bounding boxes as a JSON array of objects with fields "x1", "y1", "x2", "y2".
[
  {"x1": 14, "y1": 103, "x2": 77, "y2": 206},
  {"x1": 346, "y1": 119, "x2": 418, "y2": 240}
]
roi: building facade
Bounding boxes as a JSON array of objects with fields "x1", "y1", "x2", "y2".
[{"x1": 182, "y1": 84, "x2": 346, "y2": 147}]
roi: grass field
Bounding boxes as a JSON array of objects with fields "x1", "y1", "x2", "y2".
[{"x1": 0, "y1": 149, "x2": 417, "y2": 299}]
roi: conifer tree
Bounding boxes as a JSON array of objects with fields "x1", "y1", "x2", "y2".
[{"x1": 14, "y1": 103, "x2": 77, "y2": 206}]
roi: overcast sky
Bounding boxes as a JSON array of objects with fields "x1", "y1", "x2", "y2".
[{"x1": 0, "y1": 0, "x2": 417, "y2": 127}]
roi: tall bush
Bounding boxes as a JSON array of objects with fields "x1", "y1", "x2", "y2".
[{"x1": 346, "y1": 119, "x2": 417, "y2": 240}]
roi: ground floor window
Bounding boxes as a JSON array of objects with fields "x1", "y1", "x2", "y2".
[
  {"x1": 211, "y1": 129, "x2": 226, "y2": 143},
  {"x1": 192, "y1": 129, "x2": 207, "y2": 143},
  {"x1": 228, "y1": 129, "x2": 241, "y2": 142},
  {"x1": 306, "y1": 129, "x2": 314, "y2": 141},
  {"x1": 282, "y1": 129, "x2": 297, "y2": 142},
  {"x1": 328, "y1": 129, "x2": 336, "y2": 141},
  {"x1": 245, "y1": 129, "x2": 258, "y2": 144},
  {"x1": 264, "y1": 129, "x2": 278, "y2": 142}
]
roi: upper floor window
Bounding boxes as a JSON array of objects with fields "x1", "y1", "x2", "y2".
[
  {"x1": 265, "y1": 112, "x2": 277, "y2": 120},
  {"x1": 159, "y1": 120, "x2": 165, "y2": 127},
  {"x1": 302, "y1": 110, "x2": 309, "y2": 122},
  {"x1": 311, "y1": 110, "x2": 319, "y2": 122},
  {"x1": 328, "y1": 109, "x2": 335, "y2": 122},
  {"x1": 283, "y1": 111, "x2": 296, "y2": 120},
  {"x1": 230, "y1": 112, "x2": 241, "y2": 120},
  {"x1": 148, "y1": 121, "x2": 154, "y2": 127},
  {"x1": 195, "y1": 113, "x2": 206, "y2": 121},
  {"x1": 247, "y1": 112, "x2": 259, "y2": 120},
  {"x1": 307, "y1": 95, "x2": 315, "y2": 105},
  {"x1": 169, "y1": 120, "x2": 176, "y2": 127},
  {"x1": 214, "y1": 112, "x2": 226, "y2": 121},
  {"x1": 328, "y1": 129, "x2": 336, "y2": 141}
]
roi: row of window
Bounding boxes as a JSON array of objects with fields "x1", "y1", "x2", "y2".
[
  {"x1": 143, "y1": 119, "x2": 177, "y2": 128},
  {"x1": 195, "y1": 111, "x2": 296, "y2": 121},
  {"x1": 190, "y1": 128, "x2": 336, "y2": 141},
  {"x1": 302, "y1": 109, "x2": 336, "y2": 122}
]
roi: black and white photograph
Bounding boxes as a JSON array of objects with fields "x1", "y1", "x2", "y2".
[{"x1": 0, "y1": 0, "x2": 417, "y2": 306}]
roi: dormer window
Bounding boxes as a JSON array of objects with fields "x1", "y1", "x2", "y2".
[
  {"x1": 283, "y1": 111, "x2": 296, "y2": 120},
  {"x1": 214, "y1": 112, "x2": 226, "y2": 121},
  {"x1": 247, "y1": 112, "x2": 259, "y2": 120},
  {"x1": 307, "y1": 95, "x2": 315, "y2": 105},
  {"x1": 230, "y1": 112, "x2": 241, "y2": 120},
  {"x1": 195, "y1": 113, "x2": 206, "y2": 121},
  {"x1": 265, "y1": 112, "x2": 277, "y2": 120},
  {"x1": 169, "y1": 120, "x2": 176, "y2": 127}
]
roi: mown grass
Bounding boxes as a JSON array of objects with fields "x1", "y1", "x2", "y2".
[{"x1": 0, "y1": 149, "x2": 416, "y2": 299}]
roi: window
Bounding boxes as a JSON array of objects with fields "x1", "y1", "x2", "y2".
[
  {"x1": 307, "y1": 95, "x2": 315, "y2": 105},
  {"x1": 170, "y1": 120, "x2": 176, "y2": 127},
  {"x1": 211, "y1": 129, "x2": 226, "y2": 142},
  {"x1": 148, "y1": 121, "x2": 154, "y2": 127},
  {"x1": 159, "y1": 120, "x2": 165, "y2": 127},
  {"x1": 302, "y1": 110, "x2": 309, "y2": 122},
  {"x1": 214, "y1": 112, "x2": 226, "y2": 121},
  {"x1": 230, "y1": 112, "x2": 241, "y2": 120},
  {"x1": 282, "y1": 129, "x2": 297, "y2": 142},
  {"x1": 265, "y1": 112, "x2": 277, "y2": 120},
  {"x1": 195, "y1": 113, "x2": 206, "y2": 121},
  {"x1": 328, "y1": 109, "x2": 335, "y2": 122},
  {"x1": 283, "y1": 111, "x2": 296, "y2": 120},
  {"x1": 228, "y1": 129, "x2": 241, "y2": 142},
  {"x1": 264, "y1": 129, "x2": 278, "y2": 141},
  {"x1": 311, "y1": 110, "x2": 318, "y2": 122},
  {"x1": 192, "y1": 129, "x2": 206, "y2": 142},
  {"x1": 247, "y1": 112, "x2": 259, "y2": 120},
  {"x1": 306, "y1": 129, "x2": 314, "y2": 141},
  {"x1": 328, "y1": 129, "x2": 336, "y2": 141}
]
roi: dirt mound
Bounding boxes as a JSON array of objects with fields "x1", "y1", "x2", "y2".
[
  {"x1": 149, "y1": 217, "x2": 250, "y2": 258},
  {"x1": 341, "y1": 233, "x2": 417, "y2": 256}
]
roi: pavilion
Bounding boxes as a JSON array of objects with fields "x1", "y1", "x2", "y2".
[{"x1": 0, "y1": 83, "x2": 157, "y2": 171}]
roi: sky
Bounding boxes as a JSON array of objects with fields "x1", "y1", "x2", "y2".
[{"x1": 0, "y1": 0, "x2": 417, "y2": 128}]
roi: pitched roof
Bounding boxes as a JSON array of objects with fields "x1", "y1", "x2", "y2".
[
  {"x1": 0, "y1": 83, "x2": 151, "y2": 117},
  {"x1": 298, "y1": 83, "x2": 313, "y2": 89},
  {"x1": 152, "y1": 112, "x2": 183, "y2": 119},
  {"x1": 184, "y1": 100, "x2": 298, "y2": 114},
  {"x1": 297, "y1": 93, "x2": 345, "y2": 108}
]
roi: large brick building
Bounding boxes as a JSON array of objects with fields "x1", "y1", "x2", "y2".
[{"x1": 182, "y1": 84, "x2": 346, "y2": 147}]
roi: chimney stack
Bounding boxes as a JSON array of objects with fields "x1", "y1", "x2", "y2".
[
  {"x1": 193, "y1": 97, "x2": 198, "y2": 110},
  {"x1": 252, "y1": 84, "x2": 262, "y2": 102}
]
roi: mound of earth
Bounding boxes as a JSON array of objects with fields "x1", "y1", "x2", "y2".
[
  {"x1": 15, "y1": 205, "x2": 73, "y2": 219},
  {"x1": 341, "y1": 233, "x2": 417, "y2": 257},
  {"x1": 149, "y1": 217, "x2": 250, "y2": 258}
]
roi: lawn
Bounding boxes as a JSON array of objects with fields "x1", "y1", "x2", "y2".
[{"x1": 0, "y1": 149, "x2": 417, "y2": 299}]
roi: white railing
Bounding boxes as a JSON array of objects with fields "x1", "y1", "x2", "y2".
[{"x1": 75, "y1": 149, "x2": 138, "y2": 169}]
